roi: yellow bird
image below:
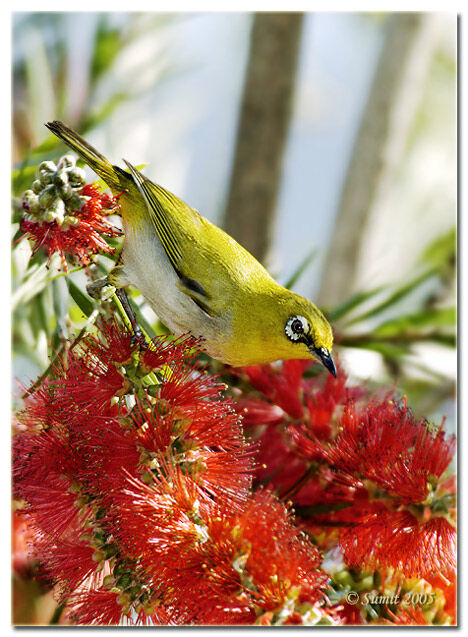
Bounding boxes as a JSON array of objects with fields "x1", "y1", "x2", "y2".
[{"x1": 45, "y1": 121, "x2": 336, "y2": 375}]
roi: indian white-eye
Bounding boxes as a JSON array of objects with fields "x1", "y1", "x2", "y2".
[{"x1": 45, "y1": 121, "x2": 336, "y2": 375}]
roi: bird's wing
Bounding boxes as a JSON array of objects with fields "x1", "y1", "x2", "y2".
[{"x1": 122, "y1": 160, "x2": 229, "y2": 317}]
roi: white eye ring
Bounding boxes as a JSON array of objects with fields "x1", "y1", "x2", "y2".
[{"x1": 285, "y1": 315, "x2": 310, "y2": 342}]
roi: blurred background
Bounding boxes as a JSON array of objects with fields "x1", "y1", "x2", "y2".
[{"x1": 11, "y1": 10, "x2": 457, "y2": 625}]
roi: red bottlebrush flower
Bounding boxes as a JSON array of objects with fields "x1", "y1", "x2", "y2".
[
  {"x1": 298, "y1": 398, "x2": 455, "y2": 505},
  {"x1": 237, "y1": 358, "x2": 353, "y2": 429},
  {"x1": 380, "y1": 605, "x2": 429, "y2": 626},
  {"x1": 240, "y1": 360, "x2": 309, "y2": 419},
  {"x1": 66, "y1": 589, "x2": 129, "y2": 626},
  {"x1": 20, "y1": 158, "x2": 121, "y2": 269},
  {"x1": 253, "y1": 424, "x2": 310, "y2": 496},
  {"x1": 134, "y1": 488, "x2": 328, "y2": 625},
  {"x1": 47, "y1": 319, "x2": 135, "y2": 415},
  {"x1": 225, "y1": 491, "x2": 327, "y2": 611},
  {"x1": 329, "y1": 601, "x2": 364, "y2": 625},
  {"x1": 235, "y1": 359, "x2": 361, "y2": 510},
  {"x1": 305, "y1": 366, "x2": 353, "y2": 440},
  {"x1": 14, "y1": 325, "x2": 272, "y2": 625},
  {"x1": 235, "y1": 398, "x2": 285, "y2": 428},
  {"x1": 339, "y1": 503, "x2": 456, "y2": 578},
  {"x1": 426, "y1": 570, "x2": 457, "y2": 620}
]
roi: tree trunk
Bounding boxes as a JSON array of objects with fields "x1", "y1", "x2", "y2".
[
  {"x1": 222, "y1": 12, "x2": 304, "y2": 265},
  {"x1": 318, "y1": 13, "x2": 441, "y2": 308}
]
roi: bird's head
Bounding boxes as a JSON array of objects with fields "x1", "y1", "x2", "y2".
[
  {"x1": 227, "y1": 287, "x2": 336, "y2": 374},
  {"x1": 278, "y1": 292, "x2": 336, "y2": 376}
]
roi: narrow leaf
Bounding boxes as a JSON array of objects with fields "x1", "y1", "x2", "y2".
[
  {"x1": 284, "y1": 248, "x2": 317, "y2": 290},
  {"x1": 66, "y1": 278, "x2": 95, "y2": 318},
  {"x1": 344, "y1": 268, "x2": 437, "y2": 326},
  {"x1": 328, "y1": 286, "x2": 385, "y2": 321}
]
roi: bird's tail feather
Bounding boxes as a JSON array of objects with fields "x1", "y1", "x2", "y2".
[{"x1": 45, "y1": 120, "x2": 120, "y2": 191}]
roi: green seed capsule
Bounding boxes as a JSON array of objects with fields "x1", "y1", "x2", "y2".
[
  {"x1": 32, "y1": 180, "x2": 43, "y2": 194},
  {"x1": 38, "y1": 160, "x2": 57, "y2": 174},
  {"x1": 39, "y1": 184, "x2": 56, "y2": 209},
  {"x1": 59, "y1": 182, "x2": 73, "y2": 200},
  {"x1": 61, "y1": 216, "x2": 79, "y2": 231},
  {"x1": 22, "y1": 190, "x2": 41, "y2": 214},
  {"x1": 68, "y1": 193, "x2": 84, "y2": 212},
  {"x1": 58, "y1": 155, "x2": 75, "y2": 170},
  {"x1": 54, "y1": 170, "x2": 69, "y2": 188},
  {"x1": 44, "y1": 199, "x2": 66, "y2": 225},
  {"x1": 38, "y1": 170, "x2": 53, "y2": 186},
  {"x1": 50, "y1": 198, "x2": 66, "y2": 224},
  {"x1": 68, "y1": 166, "x2": 86, "y2": 187},
  {"x1": 45, "y1": 210, "x2": 57, "y2": 223}
]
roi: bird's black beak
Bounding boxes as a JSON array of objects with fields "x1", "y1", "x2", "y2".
[{"x1": 311, "y1": 346, "x2": 337, "y2": 378}]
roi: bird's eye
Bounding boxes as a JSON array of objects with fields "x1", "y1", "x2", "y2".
[
  {"x1": 285, "y1": 315, "x2": 310, "y2": 342},
  {"x1": 291, "y1": 319, "x2": 304, "y2": 334}
]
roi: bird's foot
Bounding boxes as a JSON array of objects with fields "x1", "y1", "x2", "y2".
[
  {"x1": 130, "y1": 324, "x2": 148, "y2": 350},
  {"x1": 87, "y1": 277, "x2": 116, "y2": 300}
]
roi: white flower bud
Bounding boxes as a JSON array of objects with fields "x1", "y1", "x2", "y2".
[
  {"x1": 39, "y1": 184, "x2": 56, "y2": 209},
  {"x1": 50, "y1": 198, "x2": 66, "y2": 224},
  {"x1": 22, "y1": 190, "x2": 41, "y2": 214},
  {"x1": 58, "y1": 155, "x2": 76, "y2": 170},
  {"x1": 38, "y1": 170, "x2": 53, "y2": 186},
  {"x1": 54, "y1": 170, "x2": 69, "y2": 188},
  {"x1": 68, "y1": 166, "x2": 86, "y2": 187},
  {"x1": 68, "y1": 193, "x2": 84, "y2": 211},
  {"x1": 61, "y1": 215, "x2": 80, "y2": 231},
  {"x1": 59, "y1": 183, "x2": 73, "y2": 200},
  {"x1": 32, "y1": 180, "x2": 42, "y2": 194},
  {"x1": 45, "y1": 210, "x2": 57, "y2": 223},
  {"x1": 38, "y1": 160, "x2": 57, "y2": 174}
]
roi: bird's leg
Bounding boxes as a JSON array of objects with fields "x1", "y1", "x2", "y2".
[
  {"x1": 114, "y1": 287, "x2": 146, "y2": 347},
  {"x1": 87, "y1": 276, "x2": 111, "y2": 299},
  {"x1": 87, "y1": 264, "x2": 146, "y2": 347}
]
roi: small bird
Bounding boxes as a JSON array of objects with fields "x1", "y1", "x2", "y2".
[{"x1": 45, "y1": 121, "x2": 336, "y2": 375}]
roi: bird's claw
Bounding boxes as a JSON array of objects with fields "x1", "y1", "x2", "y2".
[{"x1": 130, "y1": 325, "x2": 148, "y2": 349}]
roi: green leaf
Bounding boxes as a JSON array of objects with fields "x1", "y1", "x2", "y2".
[
  {"x1": 66, "y1": 277, "x2": 95, "y2": 318},
  {"x1": 90, "y1": 19, "x2": 123, "y2": 84},
  {"x1": 343, "y1": 340, "x2": 409, "y2": 358},
  {"x1": 327, "y1": 286, "x2": 385, "y2": 322},
  {"x1": 28, "y1": 293, "x2": 49, "y2": 341},
  {"x1": 80, "y1": 92, "x2": 129, "y2": 132},
  {"x1": 284, "y1": 248, "x2": 317, "y2": 290},
  {"x1": 344, "y1": 268, "x2": 437, "y2": 326},
  {"x1": 12, "y1": 164, "x2": 38, "y2": 197},
  {"x1": 12, "y1": 262, "x2": 50, "y2": 311},
  {"x1": 372, "y1": 307, "x2": 456, "y2": 338},
  {"x1": 420, "y1": 227, "x2": 456, "y2": 270}
]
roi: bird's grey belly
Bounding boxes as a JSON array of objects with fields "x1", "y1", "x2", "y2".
[{"x1": 120, "y1": 225, "x2": 230, "y2": 354}]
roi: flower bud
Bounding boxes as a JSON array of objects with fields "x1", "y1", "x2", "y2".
[
  {"x1": 39, "y1": 184, "x2": 57, "y2": 209},
  {"x1": 45, "y1": 199, "x2": 66, "y2": 225},
  {"x1": 58, "y1": 155, "x2": 76, "y2": 170},
  {"x1": 54, "y1": 170, "x2": 69, "y2": 188},
  {"x1": 68, "y1": 167, "x2": 86, "y2": 187},
  {"x1": 102, "y1": 575, "x2": 116, "y2": 589},
  {"x1": 59, "y1": 182, "x2": 73, "y2": 201},
  {"x1": 38, "y1": 160, "x2": 57, "y2": 174},
  {"x1": 37, "y1": 161, "x2": 57, "y2": 186},
  {"x1": 50, "y1": 198, "x2": 66, "y2": 224},
  {"x1": 68, "y1": 193, "x2": 84, "y2": 212},
  {"x1": 61, "y1": 216, "x2": 80, "y2": 231},
  {"x1": 22, "y1": 190, "x2": 41, "y2": 214},
  {"x1": 32, "y1": 179, "x2": 43, "y2": 194}
]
